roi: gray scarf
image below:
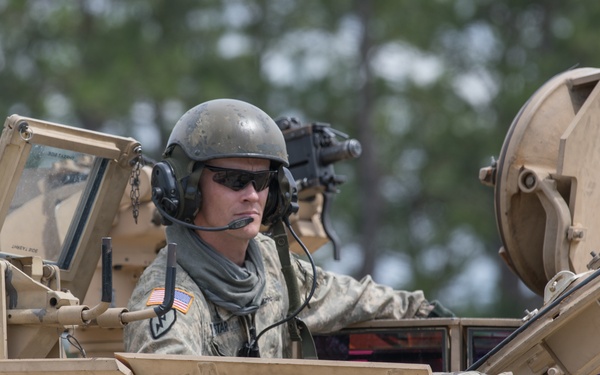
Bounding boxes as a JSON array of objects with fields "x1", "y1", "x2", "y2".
[{"x1": 166, "y1": 224, "x2": 266, "y2": 316}]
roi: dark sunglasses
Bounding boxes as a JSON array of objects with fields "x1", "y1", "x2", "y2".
[{"x1": 205, "y1": 165, "x2": 276, "y2": 192}]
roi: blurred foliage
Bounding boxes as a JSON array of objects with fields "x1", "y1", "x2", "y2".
[{"x1": 1, "y1": 0, "x2": 599, "y2": 317}]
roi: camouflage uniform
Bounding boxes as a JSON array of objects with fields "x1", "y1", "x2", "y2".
[{"x1": 124, "y1": 232, "x2": 432, "y2": 357}]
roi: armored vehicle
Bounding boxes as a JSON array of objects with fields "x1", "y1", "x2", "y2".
[{"x1": 1, "y1": 67, "x2": 600, "y2": 374}]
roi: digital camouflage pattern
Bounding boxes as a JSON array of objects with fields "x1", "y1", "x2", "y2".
[{"x1": 124, "y1": 233, "x2": 432, "y2": 357}]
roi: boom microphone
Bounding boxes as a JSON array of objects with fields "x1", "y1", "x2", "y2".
[
  {"x1": 182, "y1": 216, "x2": 254, "y2": 232},
  {"x1": 155, "y1": 203, "x2": 254, "y2": 231}
]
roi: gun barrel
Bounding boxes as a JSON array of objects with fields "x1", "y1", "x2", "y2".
[{"x1": 319, "y1": 139, "x2": 362, "y2": 165}]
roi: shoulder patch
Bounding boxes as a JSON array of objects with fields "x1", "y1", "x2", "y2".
[
  {"x1": 149, "y1": 309, "x2": 177, "y2": 339},
  {"x1": 146, "y1": 287, "x2": 195, "y2": 314}
]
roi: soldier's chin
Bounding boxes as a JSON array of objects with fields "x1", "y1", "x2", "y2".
[
  {"x1": 232, "y1": 222, "x2": 261, "y2": 239},
  {"x1": 248, "y1": 224, "x2": 263, "y2": 237}
]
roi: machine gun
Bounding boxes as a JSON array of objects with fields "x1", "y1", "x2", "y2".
[{"x1": 275, "y1": 117, "x2": 362, "y2": 260}]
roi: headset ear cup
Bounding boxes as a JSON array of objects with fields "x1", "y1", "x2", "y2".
[
  {"x1": 151, "y1": 160, "x2": 183, "y2": 224},
  {"x1": 179, "y1": 167, "x2": 203, "y2": 222},
  {"x1": 282, "y1": 166, "x2": 299, "y2": 216},
  {"x1": 262, "y1": 166, "x2": 298, "y2": 226},
  {"x1": 151, "y1": 155, "x2": 203, "y2": 224}
]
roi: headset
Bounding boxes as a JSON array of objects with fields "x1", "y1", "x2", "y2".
[{"x1": 151, "y1": 145, "x2": 298, "y2": 230}]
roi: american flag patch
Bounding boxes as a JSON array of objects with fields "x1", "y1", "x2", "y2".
[{"x1": 146, "y1": 288, "x2": 194, "y2": 314}]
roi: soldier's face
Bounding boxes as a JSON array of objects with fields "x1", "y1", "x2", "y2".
[{"x1": 194, "y1": 157, "x2": 271, "y2": 242}]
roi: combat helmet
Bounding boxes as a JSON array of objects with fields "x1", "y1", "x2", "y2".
[{"x1": 166, "y1": 98, "x2": 288, "y2": 166}]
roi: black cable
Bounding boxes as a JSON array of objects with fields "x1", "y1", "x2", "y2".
[{"x1": 65, "y1": 333, "x2": 87, "y2": 358}]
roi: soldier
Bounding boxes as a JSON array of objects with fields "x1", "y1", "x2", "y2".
[{"x1": 124, "y1": 98, "x2": 452, "y2": 358}]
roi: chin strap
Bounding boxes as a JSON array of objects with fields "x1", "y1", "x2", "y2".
[{"x1": 272, "y1": 220, "x2": 318, "y2": 359}]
